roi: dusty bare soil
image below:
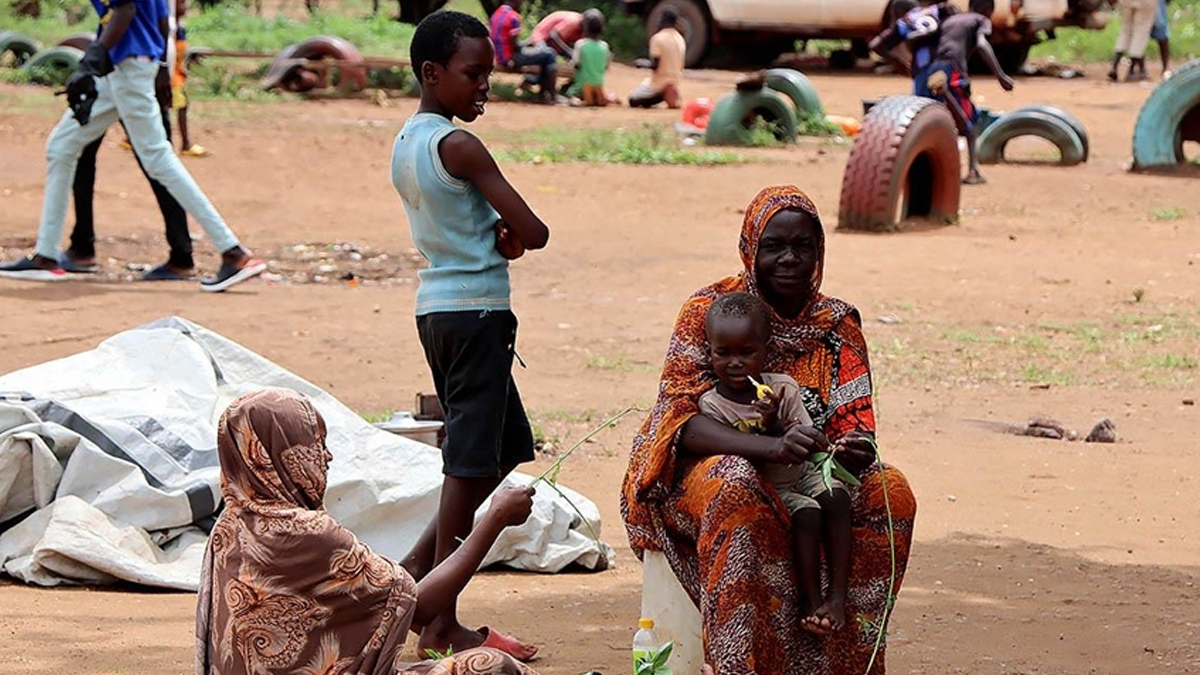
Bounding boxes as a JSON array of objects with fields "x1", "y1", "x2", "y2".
[{"x1": 1, "y1": 61, "x2": 1198, "y2": 675}]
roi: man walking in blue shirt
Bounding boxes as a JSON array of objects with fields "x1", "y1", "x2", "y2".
[{"x1": 0, "y1": 0, "x2": 264, "y2": 291}]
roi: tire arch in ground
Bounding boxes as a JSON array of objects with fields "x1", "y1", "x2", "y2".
[
  {"x1": 763, "y1": 68, "x2": 823, "y2": 118},
  {"x1": 0, "y1": 31, "x2": 40, "y2": 67},
  {"x1": 261, "y1": 36, "x2": 366, "y2": 94},
  {"x1": 703, "y1": 89, "x2": 799, "y2": 146},
  {"x1": 57, "y1": 32, "x2": 96, "y2": 51},
  {"x1": 1012, "y1": 104, "x2": 1090, "y2": 162},
  {"x1": 22, "y1": 46, "x2": 83, "y2": 86},
  {"x1": 1132, "y1": 58, "x2": 1200, "y2": 171},
  {"x1": 977, "y1": 110, "x2": 1086, "y2": 166},
  {"x1": 838, "y1": 95, "x2": 960, "y2": 233}
]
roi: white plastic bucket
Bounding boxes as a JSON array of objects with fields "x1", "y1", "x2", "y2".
[
  {"x1": 373, "y1": 412, "x2": 443, "y2": 447},
  {"x1": 641, "y1": 550, "x2": 704, "y2": 675}
]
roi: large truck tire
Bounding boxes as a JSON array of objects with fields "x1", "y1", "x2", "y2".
[
  {"x1": 1132, "y1": 59, "x2": 1200, "y2": 171},
  {"x1": 22, "y1": 46, "x2": 83, "y2": 86},
  {"x1": 838, "y1": 95, "x2": 961, "y2": 233},
  {"x1": 0, "y1": 31, "x2": 40, "y2": 67},
  {"x1": 977, "y1": 109, "x2": 1086, "y2": 166},
  {"x1": 262, "y1": 36, "x2": 366, "y2": 93},
  {"x1": 647, "y1": 0, "x2": 709, "y2": 68},
  {"x1": 704, "y1": 89, "x2": 799, "y2": 146},
  {"x1": 764, "y1": 67, "x2": 823, "y2": 118},
  {"x1": 1013, "y1": 104, "x2": 1089, "y2": 162}
]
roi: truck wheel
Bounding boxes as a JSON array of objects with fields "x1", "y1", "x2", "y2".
[
  {"x1": 22, "y1": 46, "x2": 83, "y2": 86},
  {"x1": 1132, "y1": 59, "x2": 1200, "y2": 171},
  {"x1": 977, "y1": 110, "x2": 1086, "y2": 166},
  {"x1": 838, "y1": 95, "x2": 961, "y2": 232},
  {"x1": 0, "y1": 31, "x2": 40, "y2": 67},
  {"x1": 648, "y1": 0, "x2": 709, "y2": 68},
  {"x1": 1013, "y1": 105, "x2": 1089, "y2": 162},
  {"x1": 764, "y1": 67, "x2": 823, "y2": 117},
  {"x1": 704, "y1": 90, "x2": 799, "y2": 146},
  {"x1": 57, "y1": 32, "x2": 96, "y2": 51}
]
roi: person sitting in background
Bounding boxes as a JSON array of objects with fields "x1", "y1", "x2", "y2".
[
  {"x1": 568, "y1": 9, "x2": 617, "y2": 107},
  {"x1": 529, "y1": 8, "x2": 585, "y2": 59},
  {"x1": 628, "y1": 8, "x2": 685, "y2": 109},
  {"x1": 490, "y1": 0, "x2": 559, "y2": 104}
]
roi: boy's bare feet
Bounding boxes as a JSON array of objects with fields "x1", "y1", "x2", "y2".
[
  {"x1": 963, "y1": 173, "x2": 987, "y2": 185},
  {"x1": 802, "y1": 597, "x2": 846, "y2": 636}
]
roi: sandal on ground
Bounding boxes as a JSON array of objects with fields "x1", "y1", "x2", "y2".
[
  {"x1": 141, "y1": 264, "x2": 194, "y2": 281},
  {"x1": 478, "y1": 626, "x2": 539, "y2": 662},
  {"x1": 59, "y1": 254, "x2": 98, "y2": 274},
  {"x1": 181, "y1": 144, "x2": 211, "y2": 157}
]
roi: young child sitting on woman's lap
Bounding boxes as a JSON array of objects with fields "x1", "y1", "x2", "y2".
[{"x1": 697, "y1": 291, "x2": 852, "y2": 635}]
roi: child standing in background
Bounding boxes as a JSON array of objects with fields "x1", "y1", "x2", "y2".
[
  {"x1": 568, "y1": 9, "x2": 617, "y2": 107},
  {"x1": 173, "y1": 0, "x2": 208, "y2": 156}
]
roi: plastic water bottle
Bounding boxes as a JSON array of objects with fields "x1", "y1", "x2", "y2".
[{"x1": 632, "y1": 617, "x2": 658, "y2": 673}]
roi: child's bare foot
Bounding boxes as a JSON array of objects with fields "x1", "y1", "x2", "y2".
[
  {"x1": 963, "y1": 173, "x2": 987, "y2": 185},
  {"x1": 802, "y1": 597, "x2": 846, "y2": 636},
  {"x1": 418, "y1": 623, "x2": 538, "y2": 662}
]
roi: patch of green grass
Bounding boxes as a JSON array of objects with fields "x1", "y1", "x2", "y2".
[
  {"x1": 1143, "y1": 353, "x2": 1199, "y2": 370},
  {"x1": 1018, "y1": 363, "x2": 1076, "y2": 385},
  {"x1": 497, "y1": 125, "x2": 745, "y2": 166},
  {"x1": 1150, "y1": 207, "x2": 1188, "y2": 221},
  {"x1": 360, "y1": 410, "x2": 393, "y2": 424},
  {"x1": 796, "y1": 111, "x2": 842, "y2": 138},
  {"x1": 1031, "y1": 2, "x2": 1200, "y2": 64},
  {"x1": 737, "y1": 117, "x2": 784, "y2": 147}
]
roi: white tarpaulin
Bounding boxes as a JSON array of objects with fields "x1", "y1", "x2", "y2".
[{"x1": 0, "y1": 317, "x2": 612, "y2": 590}]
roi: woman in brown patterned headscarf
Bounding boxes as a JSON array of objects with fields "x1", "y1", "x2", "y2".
[
  {"x1": 622, "y1": 186, "x2": 918, "y2": 674},
  {"x1": 196, "y1": 389, "x2": 538, "y2": 675}
]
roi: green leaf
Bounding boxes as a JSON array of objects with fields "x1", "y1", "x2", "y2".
[
  {"x1": 830, "y1": 458, "x2": 862, "y2": 487},
  {"x1": 652, "y1": 641, "x2": 673, "y2": 668},
  {"x1": 821, "y1": 458, "x2": 834, "y2": 493},
  {"x1": 810, "y1": 452, "x2": 830, "y2": 465}
]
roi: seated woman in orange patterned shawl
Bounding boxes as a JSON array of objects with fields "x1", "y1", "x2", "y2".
[
  {"x1": 195, "y1": 389, "x2": 540, "y2": 675},
  {"x1": 621, "y1": 185, "x2": 918, "y2": 675}
]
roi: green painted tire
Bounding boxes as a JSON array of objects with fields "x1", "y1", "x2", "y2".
[
  {"x1": 1131, "y1": 58, "x2": 1200, "y2": 171},
  {"x1": 704, "y1": 89, "x2": 799, "y2": 146},
  {"x1": 764, "y1": 67, "x2": 823, "y2": 117},
  {"x1": 1013, "y1": 104, "x2": 1089, "y2": 162},
  {"x1": 23, "y1": 46, "x2": 84, "y2": 86},
  {"x1": 0, "y1": 31, "x2": 41, "y2": 67},
  {"x1": 977, "y1": 109, "x2": 1085, "y2": 166}
]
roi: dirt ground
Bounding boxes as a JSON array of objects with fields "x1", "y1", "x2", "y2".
[{"x1": 1, "y1": 60, "x2": 1199, "y2": 675}]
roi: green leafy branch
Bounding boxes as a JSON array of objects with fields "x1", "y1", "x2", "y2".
[{"x1": 634, "y1": 641, "x2": 674, "y2": 675}]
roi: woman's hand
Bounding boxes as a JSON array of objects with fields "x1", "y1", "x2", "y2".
[
  {"x1": 486, "y1": 485, "x2": 535, "y2": 528},
  {"x1": 767, "y1": 425, "x2": 829, "y2": 464},
  {"x1": 495, "y1": 220, "x2": 526, "y2": 260},
  {"x1": 834, "y1": 432, "x2": 878, "y2": 476}
]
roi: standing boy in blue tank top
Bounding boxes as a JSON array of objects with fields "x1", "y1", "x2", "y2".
[{"x1": 390, "y1": 9, "x2": 549, "y2": 662}]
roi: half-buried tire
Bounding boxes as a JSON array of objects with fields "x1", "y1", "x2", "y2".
[
  {"x1": 704, "y1": 89, "x2": 799, "y2": 146},
  {"x1": 838, "y1": 95, "x2": 960, "y2": 233},
  {"x1": 262, "y1": 36, "x2": 366, "y2": 94},
  {"x1": 1013, "y1": 104, "x2": 1089, "y2": 162},
  {"x1": 1132, "y1": 58, "x2": 1200, "y2": 171},
  {"x1": 977, "y1": 109, "x2": 1085, "y2": 166},
  {"x1": 22, "y1": 46, "x2": 83, "y2": 86},
  {"x1": 57, "y1": 32, "x2": 97, "y2": 51},
  {"x1": 0, "y1": 31, "x2": 40, "y2": 67},
  {"x1": 764, "y1": 68, "x2": 823, "y2": 118}
]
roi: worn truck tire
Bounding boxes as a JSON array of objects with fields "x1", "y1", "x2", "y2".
[
  {"x1": 23, "y1": 46, "x2": 83, "y2": 86},
  {"x1": 838, "y1": 95, "x2": 960, "y2": 233},
  {"x1": 1012, "y1": 104, "x2": 1089, "y2": 162},
  {"x1": 57, "y1": 32, "x2": 96, "y2": 51},
  {"x1": 977, "y1": 109, "x2": 1086, "y2": 166},
  {"x1": 0, "y1": 31, "x2": 40, "y2": 67},
  {"x1": 262, "y1": 36, "x2": 366, "y2": 93},
  {"x1": 764, "y1": 67, "x2": 823, "y2": 118},
  {"x1": 1132, "y1": 58, "x2": 1200, "y2": 171},
  {"x1": 704, "y1": 90, "x2": 799, "y2": 146}
]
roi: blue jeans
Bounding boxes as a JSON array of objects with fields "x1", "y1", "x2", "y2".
[
  {"x1": 511, "y1": 45, "x2": 557, "y2": 94},
  {"x1": 37, "y1": 58, "x2": 239, "y2": 260},
  {"x1": 1150, "y1": 0, "x2": 1168, "y2": 42}
]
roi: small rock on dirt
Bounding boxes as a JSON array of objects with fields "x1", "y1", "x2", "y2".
[
  {"x1": 878, "y1": 314, "x2": 902, "y2": 325},
  {"x1": 1084, "y1": 419, "x2": 1118, "y2": 443}
]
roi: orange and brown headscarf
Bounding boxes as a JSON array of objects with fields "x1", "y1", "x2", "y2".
[
  {"x1": 195, "y1": 389, "x2": 413, "y2": 675},
  {"x1": 621, "y1": 186, "x2": 875, "y2": 553}
]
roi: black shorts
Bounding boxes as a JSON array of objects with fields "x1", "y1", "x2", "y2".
[{"x1": 416, "y1": 309, "x2": 535, "y2": 478}]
